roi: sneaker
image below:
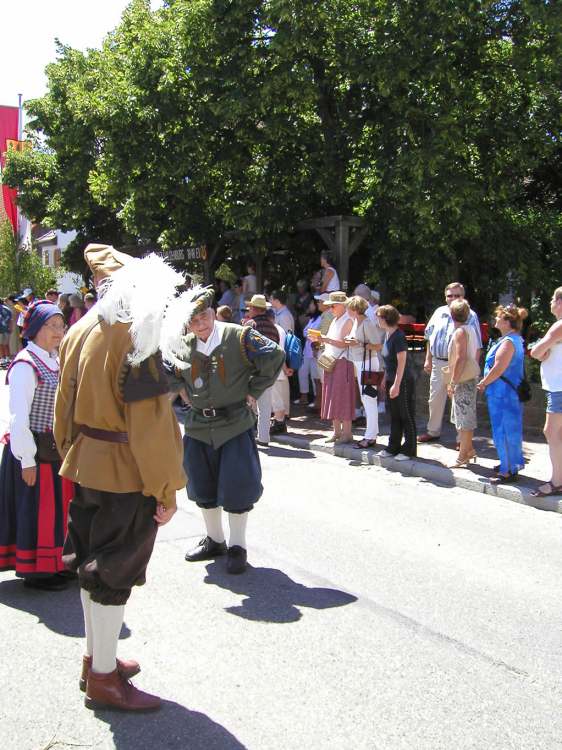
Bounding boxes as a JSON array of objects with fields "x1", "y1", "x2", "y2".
[
  {"x1": 394, "y1": 453, "x2": 412, "y2": 462},
  {"x1": 378, "y1": 449, "x2": 394, "y2": 458}
]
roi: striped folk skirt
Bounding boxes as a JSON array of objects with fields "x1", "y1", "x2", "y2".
[
  {"x1": 321, "y1": 358, "x2": 356, "y2": 421},
  {"x1": 0, "y1": 438, "x2": 73, "y2": 577}
]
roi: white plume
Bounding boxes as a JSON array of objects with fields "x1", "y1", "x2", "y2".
[
  {"x1": 159, "y1": 286, "x2": 208, "y2": 369},
  {"x1": 96, "y1": 253, "x2": 186, "y2": 366}
]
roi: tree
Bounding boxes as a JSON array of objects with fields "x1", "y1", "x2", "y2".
[
  {"x1": 4, "y1": 0, "x2": 561, "y2": 313},
  {"x1": 0, "y1": 219, "x2": 57, "y2": 297}
]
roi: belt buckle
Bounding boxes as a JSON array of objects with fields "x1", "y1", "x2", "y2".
[{"x1": 202, "y1": 407, "x2": 216, "y2": 418}]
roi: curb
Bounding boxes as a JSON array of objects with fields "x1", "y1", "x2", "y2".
[{"x1": 269, "y1": 433, "x2": 562, "y2": 516}]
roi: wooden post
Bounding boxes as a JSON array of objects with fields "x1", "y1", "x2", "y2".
[
  {"x1": 335, "y1": 217, "x2": 349, "y2": 292},
  {"x1": 255, "y1": 254, "x2": 264, "y2": 293}
]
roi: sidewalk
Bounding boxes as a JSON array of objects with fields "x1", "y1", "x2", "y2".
[{"x1": 271, "y1": 402, "x2": 562, "y2": 514}]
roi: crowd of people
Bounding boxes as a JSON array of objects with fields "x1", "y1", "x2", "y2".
[{"x1": 0, "y1": 287, "x2": 97, "y2": 368}]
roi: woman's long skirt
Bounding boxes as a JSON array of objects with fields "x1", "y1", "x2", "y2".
[
  {"x1": 0, "y1": 439, "x2": 73, "y2": 577},
  {"x1": 321, "y1": 358, "x2": 356, "y2": 421}
]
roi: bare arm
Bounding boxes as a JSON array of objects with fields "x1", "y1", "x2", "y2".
[
  {"x1": 321, "y1": 319, "x2": 353, "y2": 347},
  {"x1": 530, "y1": 320, "x2": 562, "y2": 360},
  {"x1": 478, "y1": 339, "x2": 514, "y2": 387}
]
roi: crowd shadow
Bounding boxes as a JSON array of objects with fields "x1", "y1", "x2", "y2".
[
  {"x1": 204, "y1": 562, "x2": 357, "y2": 623},
  {"x1": 94, "y1": 699, "x2": 247, "y2": 750},
  {"x1": 258, "y1": 445, "x2": 315, "y2": 460},
  {"x1": 0, "y1": 578, "x2": 131, "y2": 639}
]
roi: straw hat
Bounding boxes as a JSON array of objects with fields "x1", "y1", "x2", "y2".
[
  {"x1": 246, "y1": 294, "x2": 271, "y2": 310},
  {"x1": 323, "y1": 291, "x2": 350, "y2": 306}
]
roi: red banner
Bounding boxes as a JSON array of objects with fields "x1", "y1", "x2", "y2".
[{"x1": 0, "y1": 105, "x2": 19, "y2": 233}]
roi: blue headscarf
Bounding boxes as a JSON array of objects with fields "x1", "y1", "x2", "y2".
[{"x1": 22, "y1": 300, "x2": 63, "y2": 340}]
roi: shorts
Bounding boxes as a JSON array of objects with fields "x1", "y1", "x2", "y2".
[
  {"x1": 183, "y1": 430, "x2": 262, "y2": 513},
  {"x1": 62, "y1": 485, "x2": 158, "y2": 605},
  {"x1": 546, "y1": 390, "x2": 562, "y2": 414}
]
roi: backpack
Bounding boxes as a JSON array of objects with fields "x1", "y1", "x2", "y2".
[{"x1": 284, "y1": 330, "x2": 303, "y2": 370}]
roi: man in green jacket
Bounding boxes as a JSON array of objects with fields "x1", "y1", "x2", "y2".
[{"x1": 165, "y1": 288, "x2": 285, "y2": 573}]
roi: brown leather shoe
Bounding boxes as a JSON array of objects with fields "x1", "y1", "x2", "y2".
[
  {"x1": 85, "y1": 669, "x2": 161, "y2": 711},
  {"x1": 80, "y1": 655, "x2": 141, "y2": 692},
  {"x1": 417, "y1": 433, "x2": 440, "y2": 443}
]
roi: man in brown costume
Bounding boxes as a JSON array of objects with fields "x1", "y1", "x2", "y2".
[{"x1": 54, "y1": 244, "x2": 186, "y2": 711}]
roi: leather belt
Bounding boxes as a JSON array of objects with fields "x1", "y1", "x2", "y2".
[
  {"x1": 191, "y1": 401, "x2": 247, "y2": 419},
  {"x1": 434, "y1": 357, "x2": 448, "y2": 361},
  {"x1": 79, "y1": 425, "x2": 129, "y2": 444}
]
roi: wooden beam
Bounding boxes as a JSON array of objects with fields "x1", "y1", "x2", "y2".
[
  {"x1": 296, "y1": 215, "x2": 365, "y2": 231},
  {"x1": 316, "y1": 227, "x2": 336, "y2": 254},
  {"x1": 349, "y1": 226, "x2": 368, "y2": 256}
]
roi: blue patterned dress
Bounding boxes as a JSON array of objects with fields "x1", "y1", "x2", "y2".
[{"x1": 484, "y1": 333, "x2": 525, "y2": 475}]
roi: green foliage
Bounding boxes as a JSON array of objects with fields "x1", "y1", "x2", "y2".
[
  {"x1": 0, "y1": 219, "x2": 57, "y2": 297},
  {"x1": 3, "y1": 0, "x2": 561, "y2": 313}
]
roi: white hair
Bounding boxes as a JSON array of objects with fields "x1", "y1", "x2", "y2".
[
  {"x1": 96, "y1": 253, "x2": 186, "y2": 366},
  {"x1": 159, "y1": 286, "x2": 210, "y2": 369}
]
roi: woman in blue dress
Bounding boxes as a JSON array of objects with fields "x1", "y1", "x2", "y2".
[{"x1": 477, "y1": 305, "x2": 527, "y2": 484}]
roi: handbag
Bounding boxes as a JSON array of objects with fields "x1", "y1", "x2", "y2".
[
  {"x1": 360, "y1": 345, "x2": 384, "y2": 387},
  {"x1": 317, "y1": 351, "x2": 339, "y2": 373},
  {"x1": 500, "y1": 375, "x2": 532, "y2": 403},
  {"x1": 33, "y1": 431, "x2": 61, "y2": 463}
]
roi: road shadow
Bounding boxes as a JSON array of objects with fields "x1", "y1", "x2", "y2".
[
  {"x1": 94, "y1": 699, "x2": 247, "y2": 750},
  {"x1": 203, "y1": 562, "x2": 357, "y2": 623},
  {"x1": 258, "y1": 445, "x2": 316, "y2": 459},
  {"x1": 0, "y1": 578, "x2": 131, "y2": 639}
]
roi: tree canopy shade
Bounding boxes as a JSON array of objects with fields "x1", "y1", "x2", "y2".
[{"x1": 4, "y1": 0, "x2": 561, "y2": 311}]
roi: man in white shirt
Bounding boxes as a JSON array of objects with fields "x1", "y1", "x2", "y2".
[
  {"x1": 419, "y1": 282, "x2": 482, "y2": 442},
  {"x1": 270, "y1": 290, "x2": 295, "y2": 332}
]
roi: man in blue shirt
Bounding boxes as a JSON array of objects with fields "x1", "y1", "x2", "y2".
[{"x1": 419, "y1": 282, "x2": 482, "y2": 442}]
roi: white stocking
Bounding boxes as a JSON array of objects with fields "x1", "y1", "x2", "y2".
[
  {"x1": 80, "y1": 588, "x2": 94, "y2": 658},
  {"x1": 90, "y1": 601, "x2": 125, "y2": 674},
  {"x1": 201, "y1": 507, "x2": 225, "y2": 544},
  {"x1": 228, "y1": 512, "x2": 248, "y2": 549}
]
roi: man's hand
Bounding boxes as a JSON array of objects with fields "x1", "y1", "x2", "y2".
[
  {"x1": 246, "y1": 395, "x2": 257, "y2": 410},
  {"x1": 154, "y1": 503, "x2": 177, "y2": 526},
  {"x1": 423, "y1": 358, "x2": 432, "y2": 374},
  {"x1": 389, "y1": 383, "x2": 400, "y2": 399},
  {"x1": 21, "y1": 466, "x2": 37, "y2": 487}
]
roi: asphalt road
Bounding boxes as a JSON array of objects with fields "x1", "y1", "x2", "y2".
[{"x1": 1, "y1": 428, "x2": 562, "y2": 749}]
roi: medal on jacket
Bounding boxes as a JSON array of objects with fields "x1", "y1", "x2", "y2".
[{"x1": 194, "y1": 377, "x2": 204, "y2": 389}]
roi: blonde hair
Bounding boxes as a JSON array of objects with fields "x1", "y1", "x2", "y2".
[
  {"x1": 495, "y1": 304, "x2": 528, "y2": 331},
  {"x1": 450, "y1": 299, "x2": 470, "y2": 323},
  {"x1": 346, "y1": 295, "x2": 368, "y2": 315},
  {"x1": 554, "y1": 287, "x2": 562, "y2": 301}
]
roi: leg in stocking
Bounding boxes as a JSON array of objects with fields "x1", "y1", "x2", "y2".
[
  {"x1": 90, "y1": 601, "x2": 125, "y2": 675},
  {"x1": 228, "y1": 512, "x2": 248, "y2": 550},
  {"x1": 201, "y1": 507, "x2": 225, "y2": 544},
  {"x1": 80, "y1": 588, "x2": 94, "y2": 658}
]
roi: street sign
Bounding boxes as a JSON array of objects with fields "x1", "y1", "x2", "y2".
[{"x1": 164, "y1": 245, "x2": 207, "y2": 262}]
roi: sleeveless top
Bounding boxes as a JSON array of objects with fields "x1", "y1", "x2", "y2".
[
  {"x1": 484, "y1": 332, "x2": 524, "y2": 399},
  {"x1": 324, "y1": 266, "x2": 341, "y2": 292},
  {"x1": 447, "y1": 325, "x2": 479, "y2": 366},
  {"x1": 6, "y1": 348, "x2": 59, "y2": 433},
  {"x1": 324, "y1": 312, "x2": 351, "y2": 359},
  {"x1": 541, "y1": 340, "x2": 562, "y2": 392}
]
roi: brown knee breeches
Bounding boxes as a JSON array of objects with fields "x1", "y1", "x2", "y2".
[{"x1": 62, "y1": 486, "x2": 158, "y2": 605}]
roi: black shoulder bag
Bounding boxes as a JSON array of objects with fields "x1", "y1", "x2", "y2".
[{"x1": 500, "y1": 374, "x2": 532, "y2": 403}]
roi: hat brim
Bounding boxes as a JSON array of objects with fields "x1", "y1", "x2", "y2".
[{"x1": 323, "y1": 299, "x2": 349, "y2": 306}]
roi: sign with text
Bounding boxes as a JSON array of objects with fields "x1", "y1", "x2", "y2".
[{"x1": 165, "y1": 245, "x2": 207, "y2": 262}]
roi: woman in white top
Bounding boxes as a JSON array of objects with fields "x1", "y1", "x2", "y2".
[
  {"x1": 309, "y1": 291, "x2": 355, "y2": 444},
  {"x1": 345, "y1": 295, "x2": 384, "y2": 448},
  {"x1": 0, "y1": 301, "x2": 73, "y2": 590},
  {"x1": 530, "y1": 286, "x2": 562, "y2": 496},
  {"x1": 447, "y1": 299, "x2": 480, "y2": 467},
  {"x1": 319, "y1": 252, "x2": 341, "y2": 294}
]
